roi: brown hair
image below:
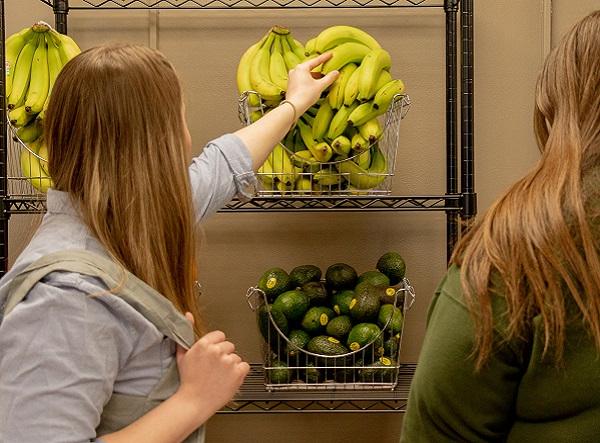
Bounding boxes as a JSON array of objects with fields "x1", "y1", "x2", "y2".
[
  {"x1": 45, "y1": 44, "x2": 204, "y2": 336},
  {"x1": 452, "y1": 10, "x2": 600, "y2": 369}
]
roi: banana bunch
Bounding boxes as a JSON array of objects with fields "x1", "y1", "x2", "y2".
[
  {"x1": 5, "y1": 22, "x2": 81, "y2": 193},
  {"x1": 238, "y1": 25, "x2": 407, "y2": 194}
]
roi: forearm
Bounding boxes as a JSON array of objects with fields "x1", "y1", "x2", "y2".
[
  {"x1": 234, "y1": 101, "x2": 296, "y2": 170},
  {"x1": 99, "y1": 391, "x2": 213, "y2": 443}
]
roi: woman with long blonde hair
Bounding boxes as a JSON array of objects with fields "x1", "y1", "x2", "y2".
[
  {"x1": 402, "y1": 9, "x2": 600, "y2": 442},
  {"x1": 0, "y1": 44, "x2": 337, "y2": 442}
]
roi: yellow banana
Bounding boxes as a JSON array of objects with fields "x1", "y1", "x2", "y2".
[
  {"x1": 321, "y1": 42, "x2": 371, "y2": 74},
  {"x1": 25, "y1": 36, "x2": 50, "y2": 114},
  {"x1": 16, "y1": 120, "x2": 43, "y2": 143},
  {"x1": 327, "y1": 103, "x2": 358, "y2": 140},
  {"x1": 281, "y1": 36, "x2": 302, "y2": 71},
  {"x1": 39, "y1": 33, "x2": 65, "y2": 114},
  {"x1": 343, "y1": 65, "x2": 362, "y2": 106},
  {"x1": 296, "y1": 177, "x2": 312, "y2": 194},
  {"x1": 9, "y1": 105, "x2": 34, "y2": 128},
  {"x1": 297, "y1": 119, "x2": 331, "y2": 162},
  {"x1": 258, "y1": 156, "x2": 276, "y2": 188},
  {"x1": 357, "y1": 48, "x2": 392, "y2": 101},
  {"x1": 304, "y1": 37, "x2": 318, "y2": 56},
  {"x1": 352, "y1": 133, "x2": 370, "y2": 157},
  {"x1": 236, "y1": 35, "x2": 266, "y2": 107},
  {"x1": 250, "y1": 33, "x2": 285, "y2": 102},
  {"x1": 48, "y1": 29, "x2": 81, "y2": 65},
  {"x1": 8, "y1": 34, "x2": 40, "y2": 109},
  {"x1": 38, "y1": 141, "x2": 50, "y2": 167},
  {"x1": 311, "y1": 100, "x2": 334, "y2": 141},
  {"x1": 269, "y1": 36, "x2": 288, "y2": 91},
  {"x1": 373, "y1": 70, "x2": 393, "y2": 95},
  {"x1": 286, "y1": 35, "x2": 306, "y2": 61},
  {"x1": 373, "y1": 79, "x2": 405, "y2": 111},
  {"x1": 5, "y1": 27, "x2": 36, "y2": 98},
  {"x1": 314, "y1": 25, "x2": 381, "y2": 54},
  {"x1": 331, "y1": 135, "x2": 352, "y2": 157},
  {"x1": 269, "y1": 143, "x2": 296, "y2": 185},
  {"x1": 348, "y1": 101, "x2": 382, "y2": 128},
  {"x1": 313, "y1": 141, "x2": 333, "y2": 163},
  {"x1": 328, "y1": 62, "x2": 358, "y2": 110},
  {"x1": 314, "y1": 169, "x2": 341, "y2": 186},
  {"x1": 358, "y1": 118, "x2": 383, "y2": 143},
  {"x1": 337, "y1": 146, "x2": 387, "y2": 189},
  {"x1": 20, "y1": 148, "x2": 53, "y2": 193}
]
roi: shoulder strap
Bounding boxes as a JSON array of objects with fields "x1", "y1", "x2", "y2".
[{"x1": 3, "y1": 250, "x2": 194, "y2": 350}]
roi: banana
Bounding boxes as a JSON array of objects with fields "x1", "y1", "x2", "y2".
[
  {"x1": 269, "y1": 36, "x2": 288, "y2": 91},
  {"x1": 296, "y1": 177, "x2": 313, "y2": 194},
  {"x1": 40, "y1": 34, "x2": 65, "y2": 113},
  {"x1": 358, "y1": 118, "x2": 383, "y2": 143},
  {"x1": 337, "y1": 146, "x2": 387, "y2": 189},
  {"x1": 8, "y1": 34, "x2": 40, "y2": 109},
  {"x1": 287, "y1": 35, "x2": 306, "y2": 61},
  {"x1": 327, "y1": 103, "x2": 358, "y2": 140},
  {"x1": 343, "y1": 65, "x2": 362, "y2": 106},
  {"x1": 16, "y1": 120, "x2": 43, "y2": 143},
  {"x1": 314, "y1": 169, "x2": 341, "y2": 186},
  {"x1": 38, "y1": 142, "x2": 50, "y2": 167},
  {"x1": 276, "y1": 181, "x2": 293, "y2": 193},
  {"x1": 313, "y1": 141, "x2": 333, "y2": 163},
  {"x1": 321, "y1": 42, "x2": 371, "y2": 74},
  {"x1": 304, "y1": 37, "x2": 318, "y2": 56},
  {"x1": 25, "y1": 36, "x2": 50, "y2": 114},
  {"x1": 48, "y1": 29, "x2": 81, "y2": 64},
  {"x1": 258, "y1": 156, "x2": 276, "y2": 188},
  {"x1": 311, "y1": 100, "x2": 334, "y2": 141},
  {"x1": 357, "y1": 48, "x2": 392, "y2": 101},
  {"x1": 314, "y1": 25, "x2": 381, "y2": 54},
  {"x1": 297, "y1": 119, "x2": 331, "y2": 162},
  {"x1": 301, "y1": 113, "x2": 315, "y2": 127},
  {"x1": 348, "y1": 101, "x2": 382, "y2": 128},
  {"x1": 249, "y1": 33, "x2": 285, "y2": 102},
  {"x1": 9, "y1": 105, "x2": 34, "y2": 128},
  {"x1": 331, "y1": 135, "x2": 352, "y2": 157},
  {"x1": 327, "y1": 62, "x2": 358, "y2": 110},
  {"x1": 373, "y1": 70, "x2": 393, "y2": 95},
  {"x1": 352, "y1": 133, "x2": 370, "y2": 156},
  {"x1": 237, "y1": 35, "x2": 267, "y2": 107},
  {"x1": 281, "y1": 36, "x2": 302, "y2": 71},
  {"x1": 373, "y1": 79, "x2": 405, "y2": 110},
  {"x1": 269, "y1": 142, "x2": 296, "y2": 185},
  {"x1": 20, "y1": 148, "x2": 53, "y2": 193},
  {"x1": 5, "y1": 27, "x2": 36, "y2": 98},
  {"x1": 293, "y1": 130, "x2": 306, "y2": 153}
]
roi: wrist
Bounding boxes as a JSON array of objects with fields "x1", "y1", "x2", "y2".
[
  {"x1": 279, "y1": 100, "x2": 298, "y2": 131},
  {"x1": 170, "y1": 389, "x2": 216, "y2": 428}
]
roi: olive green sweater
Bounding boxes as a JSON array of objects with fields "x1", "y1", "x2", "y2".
[{"x1": 401, "y1": 264, "x2": 600, "y2": 442}]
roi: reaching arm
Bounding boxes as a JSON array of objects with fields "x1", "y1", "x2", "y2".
[{"x1": 234, "y1": 52, "x2": 339, "y2": 170}]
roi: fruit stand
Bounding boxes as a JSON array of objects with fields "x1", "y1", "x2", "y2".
[{"x1": 0, "y1": 0, "x2": 475, "y2": 414}]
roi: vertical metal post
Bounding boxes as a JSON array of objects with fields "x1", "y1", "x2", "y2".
[
  {"x1": 54, "y1": 0, "x2": 69, "y2": 34},
  {"x1": 0, "y1": 0, "x2": 8, "y2": 276},
  {"x1": 460, "y1": 0, "x2": 476, "y2": 229},
  {"x1": 444, "y1": 0, "x2": 459, "y2": 263}
]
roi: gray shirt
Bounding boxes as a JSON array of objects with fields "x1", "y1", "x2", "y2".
[{"x1": 0, "y1": 134, "x2": 256, "y2": 443}]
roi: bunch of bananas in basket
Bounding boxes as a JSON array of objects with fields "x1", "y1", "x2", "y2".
[
  {"x1": 236, "y1": 25, "x2": 405, "y2": 194},
  {"x1": 5, "y1": 22, "x2": 81, "y2": 193}
]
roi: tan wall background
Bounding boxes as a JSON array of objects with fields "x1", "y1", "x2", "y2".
[{"x1": 5, "y1": 0, "x2": 598, "y2": 441}]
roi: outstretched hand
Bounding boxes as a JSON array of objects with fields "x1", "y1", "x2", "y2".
[{"x1": 285, "y1": 52, "x2": 339, "y2": 116}]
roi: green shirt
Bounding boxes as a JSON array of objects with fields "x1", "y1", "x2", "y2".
[{"x1": 401, "y1": 265, "x2": 600, "y2": 442}]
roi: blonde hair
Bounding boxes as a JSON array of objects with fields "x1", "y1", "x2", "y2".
[
  {"x1": 452, "y1": 10, "x2": 600, "y2": 369},
  {"x1": 45, "y1": 44, "x2": 204, "y2": 336}
]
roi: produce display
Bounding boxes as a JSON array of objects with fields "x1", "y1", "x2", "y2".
[
  {"x1": 5, "y1": 22, "x2": 81, "y2": 192},
  {"x1": 236, "y1": 25, "x2": 406, "y2": 195},
  {"x1": 253, "y1": 251, "x2": 408, "y2": 386}
]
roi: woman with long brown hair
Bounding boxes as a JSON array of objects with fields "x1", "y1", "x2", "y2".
[
  {"x1": 402, "y1": 9, "x2": 600, "y2": 442},
  {"x1": 0, "y1": 45, "x2": 337, "y2": 442}
]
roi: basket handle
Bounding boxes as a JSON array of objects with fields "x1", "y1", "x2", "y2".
[{"x1": 246, "y1": 286, "x2": 265, "y2": 311}]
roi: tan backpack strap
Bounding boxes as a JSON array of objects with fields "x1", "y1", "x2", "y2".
[{"x1": 3, "y1": 250, "x2": 194, "y2": 350}]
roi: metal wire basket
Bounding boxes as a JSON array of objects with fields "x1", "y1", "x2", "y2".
[
  {"x1": 238, "y1": 92, "x2": 411, "y2": 197},
  {"x1": 7, "y1": 121, "x2": 52, "y2": 198},
  {"x1": 246, "y1": 278, "x2": 416, "y2": 391}
]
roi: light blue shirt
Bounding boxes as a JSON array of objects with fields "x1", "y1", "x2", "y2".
[{"x1": 0, "y1": 134, "x2": 256, "y2": 443}]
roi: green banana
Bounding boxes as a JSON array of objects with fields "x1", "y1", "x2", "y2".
[
  {"x1": 348, "y1": 101, "x2": 382, "y2": 128},
  {"x1": 314, "y1": 25, "x2": 381, "y2": 54},
  {"x1": 25, "y1": 35, "x2": 50, "y2": 114},
  {"x1": 373, "y1": 79, "x2": 405, "y2": 110},
  {"x1": 39, "y1": 33, "x2": 64, "y2": 115},
  {"x1": 327, "y1": 103, "x2": 358, "y2": 140},
  {"x1": 321, "y1": 42, "x2": 371, "y2": 74},
  {"x1": 314, "y1": 169, "x2": 341, "y2": 186},
  {"x1": 287, "y1": 35, "x2": 306, "y2": 61},
  {"x1": 269, "y1": 143, "x2": 296, "y2": 185},
  {"x1": 293, "y1": 130, "x2": 305, "y2": 153},
  {"x1": 16, "y1": 120, "x2": 43, "y2": 143},
  {"x1": 281, "y1": 36, "x2": 302, "y2": 71},
  {"x1": 327, "y1": 62, "x2": 357, "y2": 110},
  {"x1": 269, "y1": 36, "x2": 288, "y2": 91},
  {"x1": 311, "y1": 100, "x2": 334, "y2": 141},
  {"x1": 304, "y1": 37, "x2": 318, "y2": 56},
  {"x1": 9, "y1": 105, "x2": 34, "y2": 128},
  {"x1": 8, "y1": 34, "x2": 40, "y2": 109},
  {"x1": 5, "y1": 27, "x2": 36, "y2": 98},
  {"x1": 352, "y1": 133, "x2": 370, "y2": 157},
  {"x1": 237, "y1": 35, "x2": 267, "y2": 107},
  {"x1": 301, "y1": 113, "x2": 315, "y2": 127},
  {"x1": 357, "y1": 48, "x2": 392, "y2": 101},
  {"x1": 358, "y1": 118, "x2": 383, "y2": 143},
  {"x1": 249, "y1": 33, "x2": 285, "y2": 102},
  {"x1": 331, "y1": 135, "x2": 352, "y2": 156},
  {"x1": 20, "y1": 147, "x2": 53, "y2": 193},
  {"x1": 337, "y1": 146, "x2": 387, "y2": 189},
  {"x1": 48, "y1": 29, "x2": 81, "y2": 65},
  {"x1": 343, "y1": 65, "x2": 362, "y2": 106}
]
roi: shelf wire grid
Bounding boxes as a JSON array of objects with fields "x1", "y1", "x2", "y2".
[{"x1": 41, "y1": 0, "x2": 443, "y2": 9}]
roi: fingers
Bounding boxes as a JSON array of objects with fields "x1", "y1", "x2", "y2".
[
  {"x1": 200, "y1": 330, "x2": 226, "y2": 345},
  {"x1": 303, "y1": 51, "x2": 333, "y2": 70},
  {"x1": 185, "y1": 312, "x2": 195, "y2": 325},
  {"x1": 217, "y1": 340, "x2": 235, "y2": 355},
  {"x1": 318, "y1": 70, "x2": 339, "y2": 88}
]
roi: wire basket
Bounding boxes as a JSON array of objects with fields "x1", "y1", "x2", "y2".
[
  {"x1": 7, "y1": 121, "x2": 52, "y2": 197},
  {"x1": 238, "y1": 92, "x2": 410, "y2": 197},
  {"x1": 246, "y1": 278, "x2": 416, "y2": 391}
]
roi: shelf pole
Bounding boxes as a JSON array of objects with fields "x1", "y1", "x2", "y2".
[
  {"x1": 444, "y1": 0, "x2": 459, "y2": 262},
  {"x1": 460, "y1": 0, "x2": 476, "y2": 228},
  {"x1": 53, "y1": 0, "x2": 69, "y2": 34},
  {"x1": 0, "y1": 0, "x2": 8, "y2": 276}
]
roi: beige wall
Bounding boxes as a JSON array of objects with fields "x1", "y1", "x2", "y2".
[{"x1": 5, "y1": 1, "x2": 598, "y2": 441}]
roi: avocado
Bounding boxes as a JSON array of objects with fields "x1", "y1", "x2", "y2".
[
  {"x1": 325, "y1": 263, "x2": 358, "y2": 291},
  {"x1": 306, "y1": 335, "x2": 349, "y2": 356},
  {"x1": 303, "y1": 362, "x2": 322, "y2": 383},
  {"x1": 257, "y1": 267, "x2": 292, "y2": 302},
  {"x1": 347, "y1": 322, "x2": 382, "y2": 351},
  {"x1": 325, "y1": 315, "x2": 353, "y2": 339},
  {"x1": 383, "y1": 334, "x2": 400, "y2": 357},
  {"x1": 331, "y1": 289, "x2": 355, "y2": 315},
  {"x1": 273, "y1": 290, "x2": 310, "y2": 321},
  {"x1": 359, "y1": 357, "x2": 397, "y2": 383},
  {"x1": 290, "y1": 264, "x2": 322, "y2": 287},
  {"x1": 377, "y1": 304, "x2": 403, "y2": 335},
  {"x1": 379, "y1": 286, "x2": 400, "y2": 305},
  {"x1": 257, "y1": 303, "x2": 289, "y2": 345},
  {"x1": 349, "y1": 281, "x2": 382, "y2": 322},
  {"x1": 301, "y1": 281, "x2": 329, "y2": 306},
  {"x1": 301, "y1": 306, "x2": 335, "y2": 334},
  {"x1": 268, "y1": 360, "x2": 292, "y2": 384},
  {"x1": 376, "y1": 251, "x2": 406, "y2": 286},
  {"x1": 286, "y1": 329, "x2": 311, "y2": 357},
  {"x1": 357, "y1": 270, "x2": 390, "y2": 288}
]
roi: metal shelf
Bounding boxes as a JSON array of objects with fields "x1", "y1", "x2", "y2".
[
  {"x1": 39, "y1": 0, "x2": 443, "y2": 10},
  {"x1": 221, "y1": 363, "x2": 415, "y2": 413}
]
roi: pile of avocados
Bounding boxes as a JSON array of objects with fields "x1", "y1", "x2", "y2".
[{"x1": 255, "y1": 251, "x2": 407, "y2": 385}]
